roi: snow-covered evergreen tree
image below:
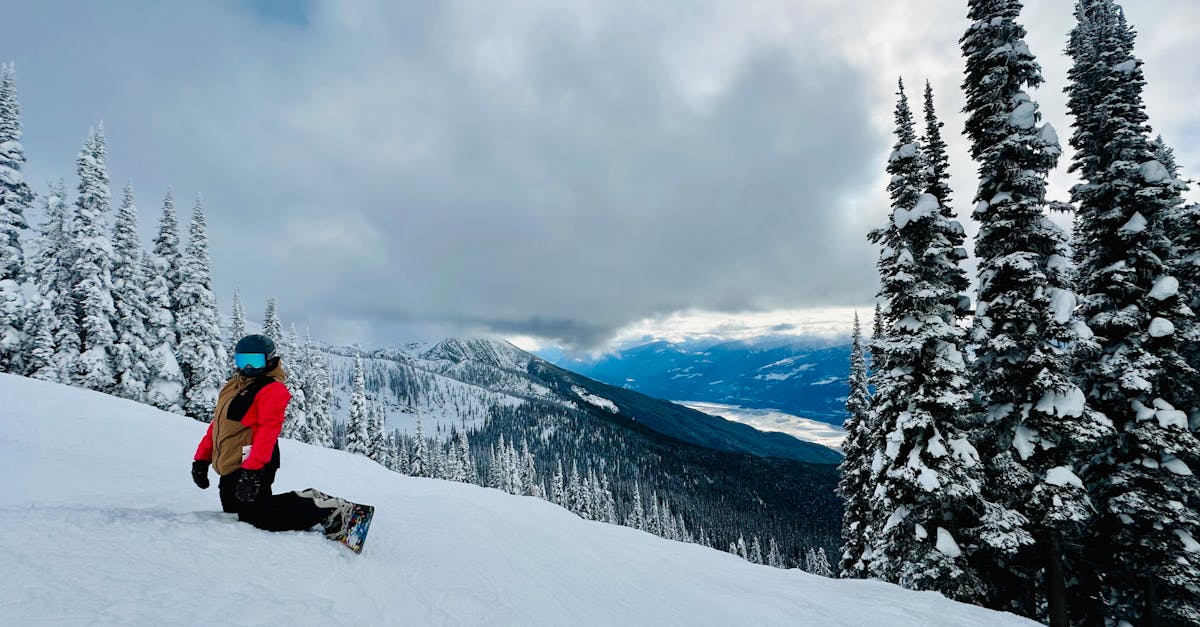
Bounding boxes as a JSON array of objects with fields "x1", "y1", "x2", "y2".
[
  {"x1": 150, "y1": 189, "x2": 183, "y2": 344},
  {"x1": 109, "y1": 183, "x2": 152, "y2": 402},
  {"x1": 262, "y1": 297, "x2": 283, "y2": 346},
  {"x1": 410, "y1": 414, "x2": 429, "y2": 478},
  {"x1": 1066, "y1": 3, "x2": 1200, "y2": 624},
  {"x1": 767, "y1": 537, "x2": 784, "y2": 569},
  {"x1": 366, "y1": 402, "x2": 385, "y2": 464},
  {"x1": 749, "y1": 537, "x2": 763, "y2": 565},
  {"x1": 282, "y1": 324, "x2": 311, "y2": 441},
  {"x1": 24, "y1": 297, "x2": 57, "y2": 381},
  {"x1": 143, "y1": 251, "x2": 183, "y2": 414},
  {"x1": 229, "y1": 288, "x2": 246, "y2": 359},
  {"x1": 302, "y1": 328, "x2": 334, "y2": 448},
  {"x1": 345, "y1": 356, "x2": 371, "y2": 455},
  {"x1": 68, "y1": 126, "x2": 117, "y2": 391},
  {"x1": 961, "y1": 1, "x2": 1113, "y2": 618},
  {"x1": 0, "y1": 62, "x2": 33, "y2": 373},
  {"x1": 838, "y1": 312, "x2": 872, "y2": 578},
  {"x1": 552, "y1": 461, "x2": 566, "y2": 505},
  {"x1": 28, "y1": 181, "x2": 73, "y2": 381},
  {"x1": 175, "y1": 198, "x2": 227, "y2": 421},
  {"x1": 628, "y1": 481, "x2": 645, "y2": 530},
  {"x1": 865, "y1": 79, "x2": 985, "y2": 602},
  {"x1": 457, "y1": 429, "x2": 475, "y2": 483}
]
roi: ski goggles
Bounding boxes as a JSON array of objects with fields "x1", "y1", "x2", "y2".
[{"x1": 235, "y1": 353, "x2": 268, "y2": 370}]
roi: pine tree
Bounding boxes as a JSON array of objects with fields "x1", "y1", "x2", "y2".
[
  {"x1": 302, "y1": 328, "x2": 334, "y2": 447},
  {"x1": 109, "y1": 183, "x2": 152, "y2": 401},
  {"x1": 457, "y1": 429, "x2": 475, "y2": 483},
  {"x1": 176, "y1": 198, "x2": 227, "y2": 421},
  {"x1": 28, "y1": 181, "x2": 73, "y2": 381},
  {"x1": 749, "y1": 537, "x2": 763, "y2": 565},
  {"x1": 838, "y1": 312, "x2": 872, "y2": 578},
  {"x1": 961, "y1": 1, "x2": 1115, "y2": 618},
  {"x1": 1066, "y1": 4, "x2": 1200, "y2": 624},
  {"x1": 736, "y1": 535, "x2": 748, "y2": 560},
  {"x1": 68, "y1": 126, "x2": 117, "y2": 391},
  {"x1": 24, "y1": 297, "x2": 57, "y2": 381},
  {"x1": 628, "y1": 481, "x2": 646, "y2": 530},
  {"x1": 262, "y1": 297, "x2": 283, "y2": 346},
  {"x1": 143, "y1": 251, "x2": 184, "y2": 413},
  {"x1": 151, "y1": 189, "x2": 183, "y2": 344},
  {"x1": 0, "y1": 63, "x2": 33, "y2": 373},
  {"x1": 865, "y1": 80, "x2": 985, "y2": 602},
  {"x1": 229, "y1": 288, "x2": 246, "y2": 359},
  {"x1": 282, "y1": 324, "x2": 311, "y2": 441},
  {"x1": 768, "y1": 537, "x2": 784, "y2": 569},
  {"x1": 345, "y1": 356, "x2": 371, "y2": 455},
  {"x1": 411, "y1": 414, "x2": 429, "y2": 477},
  {"x1": 552, "y1": 461, "x2": 566, "y2": 505}
]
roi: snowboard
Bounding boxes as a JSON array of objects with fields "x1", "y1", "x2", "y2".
[{"x1": 328, "y1": 502, "x2": 374, "y2": 554}]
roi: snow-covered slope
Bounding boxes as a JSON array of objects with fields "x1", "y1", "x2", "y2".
[{"x1": 0, "y1": 374, "x2": 1035, "y2": 626}]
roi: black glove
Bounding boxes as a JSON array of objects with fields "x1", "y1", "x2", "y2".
[
  {"x1": 235, "y1": 469, "x2": 262, "y2": 503},
  {"x1": 191, "y1": 460, "x2": 210, "y2": 489}
]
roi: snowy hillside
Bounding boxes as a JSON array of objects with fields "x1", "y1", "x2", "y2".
[
  {"x1": 314, "y1": 337, "x2": 841, "y2": 464},
  {"x1": 0, "y1": 374, "x2": 1035, "y2": 626}
]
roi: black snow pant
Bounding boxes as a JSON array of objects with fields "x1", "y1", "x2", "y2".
[{"x1": 218, "y1": 467, "x2": 333, "y2": 533}]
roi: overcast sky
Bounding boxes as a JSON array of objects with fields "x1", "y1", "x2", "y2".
[{"x1": 6, "y1": 0, "x2": 1198, "y2": 351}]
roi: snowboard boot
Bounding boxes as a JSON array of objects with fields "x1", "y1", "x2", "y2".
[{"x1": 297, "y1": 488, "x2": 356, "y2": 538}]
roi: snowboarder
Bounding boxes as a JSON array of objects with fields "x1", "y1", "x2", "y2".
[{"x1": 191, "y1": 334, "x2": 373, "y2": 552}]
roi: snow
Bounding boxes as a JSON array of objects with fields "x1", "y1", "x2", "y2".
[
  {"x1": 1048, "y1": 288, "x2": 1076, "y2": 324},
  {"x1": 894, "y1": 195, "x2": 939, "y2": 230},
  {"x1": 1038, "y1": 123, "x2": 1060, "y2": 147},
  {"x1": 1119, "y1": 212, "x2": 1148, "y2": 234},
  {"x1": 1148, "y1": 276, "x2": 1179, "y2": 301},
  {"x1": 1113, "y1": 59, "x2": 1138, "y2": 74},
  {"x1": 1139, "y1": 160, "x2": 1170, "y2": 183},
  {"x1": 917, "y1": 468, "x2": 941, "y2": 491},
  {"x1": 677, "y1": 401, "x2": 846, "y2": 450},
  {"x1": 1008, "y1": 101, "x2": 1038, "y2": 130},
  {"x1": 1012, "y1": 424, "x2": 1037, "y2": 460},
  {"x1": 571, "y1": 385, "x2": 619, "y2": 413},
  {"x1": 1175, "y1": 529, "x2": 1200, "y2": 553},
  {"x1": 935, "y1": 528, "x2": 962, "y2": 558},
  {"x1": 883, "y1": 506, "x2": 910, "y2": 534},
  {"x1": 1152, "y1": 399, "x2": 1188, "y2": 429},
  {"x1": 1045, "y1": 466, "x2": 1084, "y2": 489},
  {"x1": 0, "y1": 375, "x2": 1037, "y2": 626},
  {"x1": 1148, "y1": 317, "x2": 1175, "y2": 338},
  {"x1": 1034, "y1": 386, "x2": 1085, "y2": 418},
  {"x1": 889, "y1": 142, "x2": 918, "y2": 163},
  {"x1": 947, "y1": 438, "x2": 980, "y2": 468},
  {"x1": 1162, "y1": 456, "x2": 1193, "y2": 476}
]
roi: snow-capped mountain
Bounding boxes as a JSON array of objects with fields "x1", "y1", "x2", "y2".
[
  {"x1": 305, "y1": 336, "x2": 844, "y2": 562},
  {"x1": 317, "y1": 337, "x2": 842, "y2": 464},
  {"x1": 0, "y1": 374, "x2": 1038, "y2": 627},
  {"x1": 550, "y1": 335, "x2": 853, "y2": 426}
]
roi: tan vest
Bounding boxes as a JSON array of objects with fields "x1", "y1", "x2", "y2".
[{"x1": 210, "y1": 364, "x2": 287, "y2": 475}]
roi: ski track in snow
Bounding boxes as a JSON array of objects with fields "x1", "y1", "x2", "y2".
[{"x1": 0, "y1": 374, "x2": 1036, "y2": 626}]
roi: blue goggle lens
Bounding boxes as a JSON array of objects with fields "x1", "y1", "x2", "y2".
[{"x1": 235, "y1": 353, "x2": 267, "y2": 370}]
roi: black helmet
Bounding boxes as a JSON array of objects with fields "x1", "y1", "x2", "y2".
[{"x1": 234, "y1": 334, "x2": 278, "y2": 377}]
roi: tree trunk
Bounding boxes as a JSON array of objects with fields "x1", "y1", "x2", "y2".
[
  {"x1": 1145, "y1": 575, "x2": 1159, "y2": 627},
  {"x1": 1045, "y1": 531, "x2": 1069, "y2": 627}
]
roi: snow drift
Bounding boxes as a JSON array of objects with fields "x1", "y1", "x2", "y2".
[{"x1": 0, "y1": 374, "x2": 1035, "y2": 626}]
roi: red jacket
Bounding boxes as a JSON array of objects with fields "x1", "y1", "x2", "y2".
[{"x1": 194, "y1": 381, "x2": 291, "y2": 471}]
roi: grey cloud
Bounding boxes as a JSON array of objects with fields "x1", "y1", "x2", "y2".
[{"x1": 7, "y1": 1, "x2": 1195, "y2": 349}]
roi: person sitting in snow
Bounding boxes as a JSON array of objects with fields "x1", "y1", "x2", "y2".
[{"x1": 191, "y1": 334, "x2": 354, "y2": 537}]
